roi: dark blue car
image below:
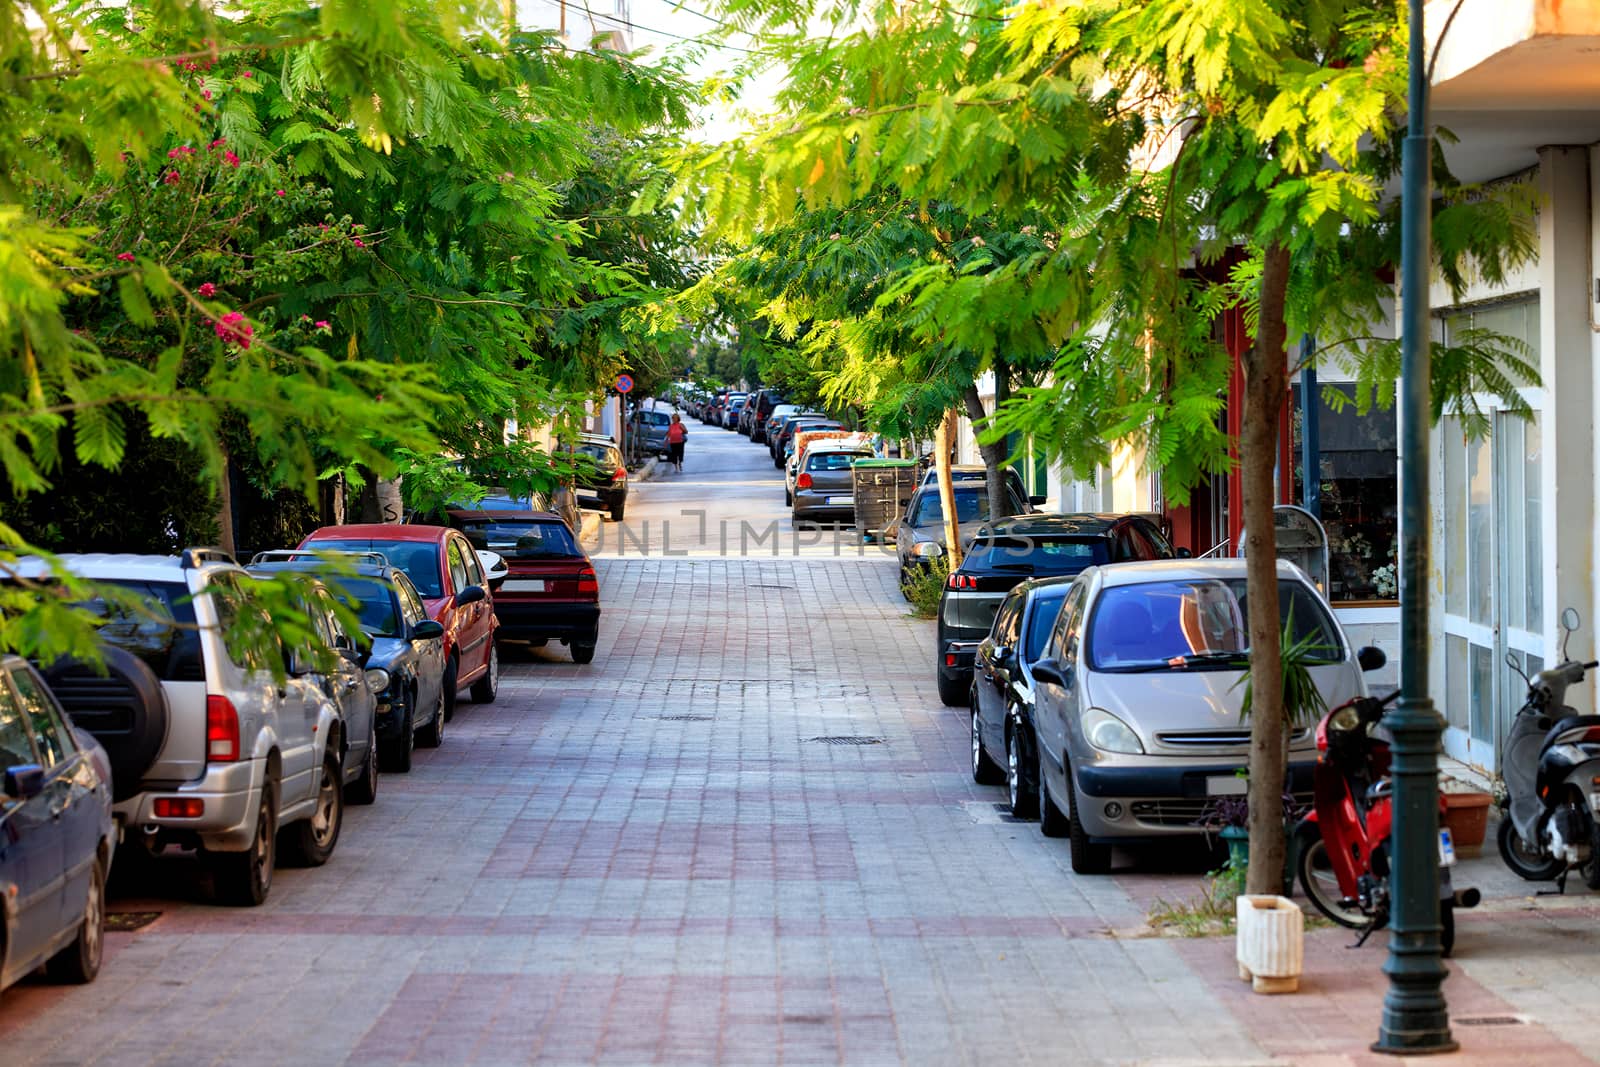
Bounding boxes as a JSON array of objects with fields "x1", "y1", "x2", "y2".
[{"x1": 1, "y1": 655, "x2": 116, "y2": 992}]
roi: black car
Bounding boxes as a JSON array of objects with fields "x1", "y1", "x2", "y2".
[
  {"x1": 249, "y1": 551, "x2": 448, "y2": 772},
  {"x1": 933, "y1": 514, "x2": 1176, "y2": 706},
  {"x1": 565, "y1": 434, "x2": 628, "y2": 522},
  {"x1": 969, "y1": 577, "x2": 1075, "y2": 818},
  {"x1": 744, "y1": 389, "x2": 784, "y2": 439}
]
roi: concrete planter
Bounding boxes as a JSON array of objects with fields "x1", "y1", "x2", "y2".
[{"x1": 1235, "y1": 895, "x2": 1303, "y2": 995}]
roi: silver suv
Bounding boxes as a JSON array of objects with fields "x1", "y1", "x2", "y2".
[{"x1": 32, "y1": 549, "x2": 349, "y2": 906}]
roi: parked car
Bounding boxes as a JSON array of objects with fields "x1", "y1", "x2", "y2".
[
  {"x1": 299, "y1": 524, "x2": 499, "y2": 719},
  {"x1": 630, "y1": 406, "x2": 674, "y2": 458},
  {"x1": 892, "y1": 482, "x2": 1032, "y2": 587},
  {"x1": 32, "y1": 549, "x2": 349, "y2": 905},
  {"x1": 563, "y1": 433, "x2": 629, "y2": 522},
  {"x1": 920, "y1": 465, "x2": 1045, "y2": 507},
  {"x1": 250, "y1": 551, "x2": 448, "y2": 772},
  {"x1": 969, "y1": 577, "x2": 1080, "y2": 817},
  {"x1": 773, "y1": 418, "x2": 842, "y2": 467},
  {"x1": 1027, "y1": 558, "x2": 1382, "y2": 873},
  {"x1": 792, "y1": 443, "x2": 877, "y2": 525},
  {"x1": 787, "y1": 431, "x2": 872, "y2": 503},
  {"x1": 934, "y1": 514, "x2": 1174, "y2": 706},
  {"x1": 445, "y1": 506, "x2": 602, "y2": 663},
  {"x1": 723, "y1": 396, "x2": 746, "y2": 429},
  {"x1": 0, "y1": 656, "x2": 115, "y2": 990},
  {"x1": 762, "y1": 404, "x2": 803, "y2": 442},
  {"x1": 742, "y1": 389, "x2": 784, "y2": 437}
]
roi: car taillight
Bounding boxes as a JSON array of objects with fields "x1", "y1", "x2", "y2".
[
  {"x1": 797, "y1": 473, "x2": 813, "y2": 489},
  {"x1": 946, "y1": 573, "x2": 977, "y2": 590},
  {"x1": 154, "y1": 797, "x2": 205, "y2": 818},
  {"x1": 578, "y1": 566, "x2": 599, "y2": 595},
  {"x1": 612, "y1": 467, "x2": 626, "y2": 482},
  {"x1": 207, "y1": 694, "x2": 240, "y2": 762}
]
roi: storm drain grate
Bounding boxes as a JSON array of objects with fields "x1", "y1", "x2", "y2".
[
  {"x1": 807, "y1": 735, "x2": 886, "y2": 746},
  {"x1": 1455, "y1": 1016, "x2": 1529, "y2": 1028},
  {"x1": 106, "y1": 911, "x2": 162, "y2": 932},
  {"x1": 656, "y1": 714, "x2": 714, "y2": 722}
]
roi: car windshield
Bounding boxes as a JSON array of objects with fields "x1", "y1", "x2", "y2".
[
  {"x1": 908, "y1": 488, "x2": 989, "y2": 527},
  {"x1": 638, "y1": 411, "x2": 671, "y2": 426},
  {"x1": 573, "y1": 443, "x2": 613, "y2": 462},
  {"x1": 964, "y1": 536, "x2": 1109, "y2": 575},
  {"x1": 1087, "y1": 578, "x2": 1342, "y2": 672},
  {"x1": 455, "y1": 520, "x2": 579, "y2": 559},
  {"x1": 85, "y1": 580, "x2": 204, "y2": 681},
  {"x1": 308, "y1": 540, "x2": 443, "y2": 598},
  {"x1": 1023, "y1": 589, "x2": 1071, "y2": 663},
  {"x1": 807, "y1": 452, "x2": 868, "y2": 472},
  {"x1": 330, "y1": 577, "x2": 399, "y2": 637}
]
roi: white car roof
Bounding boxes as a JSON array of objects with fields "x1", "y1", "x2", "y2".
[{"x1": 14, "y1": 553, "x2": 204, "y2": 584}]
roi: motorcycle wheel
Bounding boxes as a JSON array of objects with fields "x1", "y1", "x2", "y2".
[
  {"x1": 1297, "y1": 829, "x2": 1369, "y2": 930},
  {"x1": 1440, "y1": 900, "x2": 1455, "y2": 959},
  {"x1": 1496, "y1": 816, "x2": 1565, "y2": 881}
]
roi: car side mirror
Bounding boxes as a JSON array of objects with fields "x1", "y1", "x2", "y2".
[
  {"x1": 456, "y1": 585, "x2": 486, "y2": 607},
  {"x1": 1031, "y1": 658, "x2": 1066, "y2": 687},
  {"x1": 1029, "y1": 495, "x2": 1046, "y2": 506},
  {"x1": 1357, "y1": 646, "x2": 1388, "y2": 673},
  {"x1": 412, "y1": 619, "x2": 445, "y2": 641},
  {"x1": 4, "y1": 764, "x2": 44, "y2": 800},
  {"x1": 1175, "y1": 546, "x2": 1193, "y2": 558}
]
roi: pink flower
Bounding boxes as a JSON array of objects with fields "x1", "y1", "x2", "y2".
[
  {"x1": 318, "y1": 223, "x2": 329, "y2": 231},
  {"x1": 211, "y1": 138, "x2": 226, "y2": 149},
  {"x1": 275, "y1": 189, "x2": 285, "y2": 197},
  {"x1": 214, "y1": 311, "x2": 253, "y2": 349},
  {"x1": 163, "y1": 170, "x2": 180, "y2": 185},
  {"x1": 241, "y1": 70, "x2": 253, "y2": 78},
  {"x1": 167, "y1": 145, "x2": 195, "y2": 158},
  {"x1": 351, "y1": 237, "x2": 366, "y2": 248},
  {"x1": 314, "y1": 320, "x2": 330, "y2": 330},
  {"x1": 201, "y1": 89, "x2": 212, "y2": 101},
  {"x1": 116, "y1": 252, "x2": 135, "y2": 262},
  {"x1": 198, "y1": 282, "x2": 217, "y2": 298},
  {"x1": 223, "y1": 150, "x2": 240, "y2": 168}
]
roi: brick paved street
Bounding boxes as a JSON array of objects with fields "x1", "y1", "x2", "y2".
[{"x1": 4, "y1": 425, "x2": 1599, "y2": 1066}]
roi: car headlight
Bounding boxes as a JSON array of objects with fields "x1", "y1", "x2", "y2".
[
  {"x1": 364, "y1": 668, "x2": 391, "y2": 697},
  {"x1": 910, "y1": 541, "x2": 944, "y2": 559},
  {"x1": 1081, "y1": 707, "x2": 1144, "y2": 754}
]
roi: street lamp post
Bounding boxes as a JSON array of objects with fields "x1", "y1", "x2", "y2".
[{"x1": 1374, "y1": 0, "x2": 1455, "y2": 1053}]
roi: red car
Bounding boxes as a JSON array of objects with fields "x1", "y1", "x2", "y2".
[
  {"x1": 444, "y1": 505, "x2": 601, "y2": 663},
  {"x1": 298, "y1": 524, "x2": 498, "y2": 717}
]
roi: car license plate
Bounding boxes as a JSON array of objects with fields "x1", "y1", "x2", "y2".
[
  {"x1": 501, "y1": 579, "x2": 546, "y2": 593},
  {"x1": 1439, "y1": 828, "x2": 1456, "y2": 866},
  {"x1": 1206, "y1": 775, "x2": 1247, "y2": 796},
  {"x1": 826, "y1": 496, "x2": 852, "y2": 505}
]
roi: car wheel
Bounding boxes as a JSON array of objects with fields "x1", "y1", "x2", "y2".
[
  {"x1": 417, "y1": 689, "x2": 445, "y2": 749},
  {"x1": 47, "y1": 853, "x2": 105, "y2": 983},
  {"x1": 1064, "y1": 758, "x2": 1111, "y2": 873},
  {"x1": 346, "y1": 732, "x2": 379, "y2": 806},
  {"x1": 611, "y1": 499, "x2": 625, "y2": 522},
  {"x1": 937, "y1": 666, "x2": 967, "y2": 708},
  {"x1": 281, "y1": 752, "x2": 344, "y2": 868},
  {"x1": 572, "y1": 640, "x2": 597, "y2": 664},
  {"x1": 1039, "y1": 764, "x2": 1070, "y2": 839},
  {"x1": 1297, "y1": 828, "x2": 1367, "y2": 929},
  {"x1": 970, "y1": 707, "x2": 1004, "y2": 785},
  {"x1": 784, "y1": 488, "x2": 792, "y2": 506},
  {"x1": 442, "y1": 656, "x2": 459, "y2": 722},
  {"x1": 1006, "y1": 723, "x2": 1038, "y2": 819},
  {"x1": 470, "y1": 642, "x2": 499, "y2": 703},
  {"x1": 385, "y1": 693, "x2": 415, "y2": 772},
  {"x1": 213, "y1": 781, "x2": 276, "y2": 906}
]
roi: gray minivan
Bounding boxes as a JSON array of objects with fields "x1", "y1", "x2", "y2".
[{"x1": 791, "y1": 444, "x2": 875, "y2": 524}]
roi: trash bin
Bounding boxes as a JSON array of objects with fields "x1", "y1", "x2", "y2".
[{"x1": 852, "y1": 459, "x2": 917, "y2": 544}]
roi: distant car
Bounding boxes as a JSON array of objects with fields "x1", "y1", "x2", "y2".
[
  {"x1": 564, "y1": 434, "x2": 628, "y2": 522},
  {"x1": 791, "y1": 444, "x2": 876, "y2": 525},
  {"x1": 892, "y1": 482, "x2": 1032, "y2": 588},
  {"x1": 1027, "y1": 558, "x2": 1385, "y2": 873},
  {"x1": 722, "y1": 397, "x2": 746, "y2": 430},
  {"x1": 934, "y1": 514, "x2": 1175, "y2": 706},
  {"x1": 630, "y1": 407, "x2": 674, "y2": 457},
  {"x1": 743, "y1": 389, "x2": 784, "y2": 438},
  {"x1": 920, "y1": 465, "x2": 1044, "y2": 507},
  {"x1": 249, "y1": 552, "x2": 448, "y2": 772},
  {"x1": 774, "y1": 418, "x2": 842, "y2": 466},
  {"x1": 445, "y1": 507, "x2": 601, "y2": 664},
  {"x1": 1, "y1": 657, "x2": 115, "y2": 991},
  {"x1": 969, "y1": 577, "x2": 1078, "y2": 817},
  {"x1": 762, "y1": 404, "x2": 803, "y2": 443},
  {"x1": 300, "y1": 524, "x2": 499, "y2": 719}
]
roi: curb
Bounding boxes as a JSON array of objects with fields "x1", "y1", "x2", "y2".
[
  {"x1": 578, "y1": 509, "x2": 602, "y2": 548},
  {"x1": 633, "y1": 457, "x2": 663, "y2": 483}
]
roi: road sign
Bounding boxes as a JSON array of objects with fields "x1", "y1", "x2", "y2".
[{"x1": 614, "y1": 373, "x2": 634, "y2": 394}]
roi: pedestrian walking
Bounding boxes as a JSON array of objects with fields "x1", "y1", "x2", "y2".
[{"x1": 666, "y1": 412, "x2": 687, "y2": 472}]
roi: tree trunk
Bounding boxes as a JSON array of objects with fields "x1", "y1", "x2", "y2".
[
  {"x1": 215, "y1": 448, "x2": 236, "y2": 558},
  {"x1": 963, "y1": 368, "x2": 1012, "y2": 523},
  {"x1": 935, "y1": 408, "x2": 963, "y2": 569},
  {"x1": 1242, "y1": 242, "x2": 1291, "y2": 897}
]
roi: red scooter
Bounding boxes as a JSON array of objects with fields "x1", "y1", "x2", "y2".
[{"x1": 1294, "y1": 689, "x2": 1478, "y2": 956}]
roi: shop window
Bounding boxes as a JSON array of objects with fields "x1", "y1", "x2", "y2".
[{"x1": 1292, "y1": 385, "x2": 1398, "y2": 603}]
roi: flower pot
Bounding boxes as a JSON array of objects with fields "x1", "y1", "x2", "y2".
[
  {"x1": 1219, "y1": 825, "x2": 1250, "y2": 871},
  {"x1": 1442, "y1": 791, "x2": 1492, "y2": 856},
  {"x1": 1235, "y1": 894, "x2": 1304, "y2": 995}
]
